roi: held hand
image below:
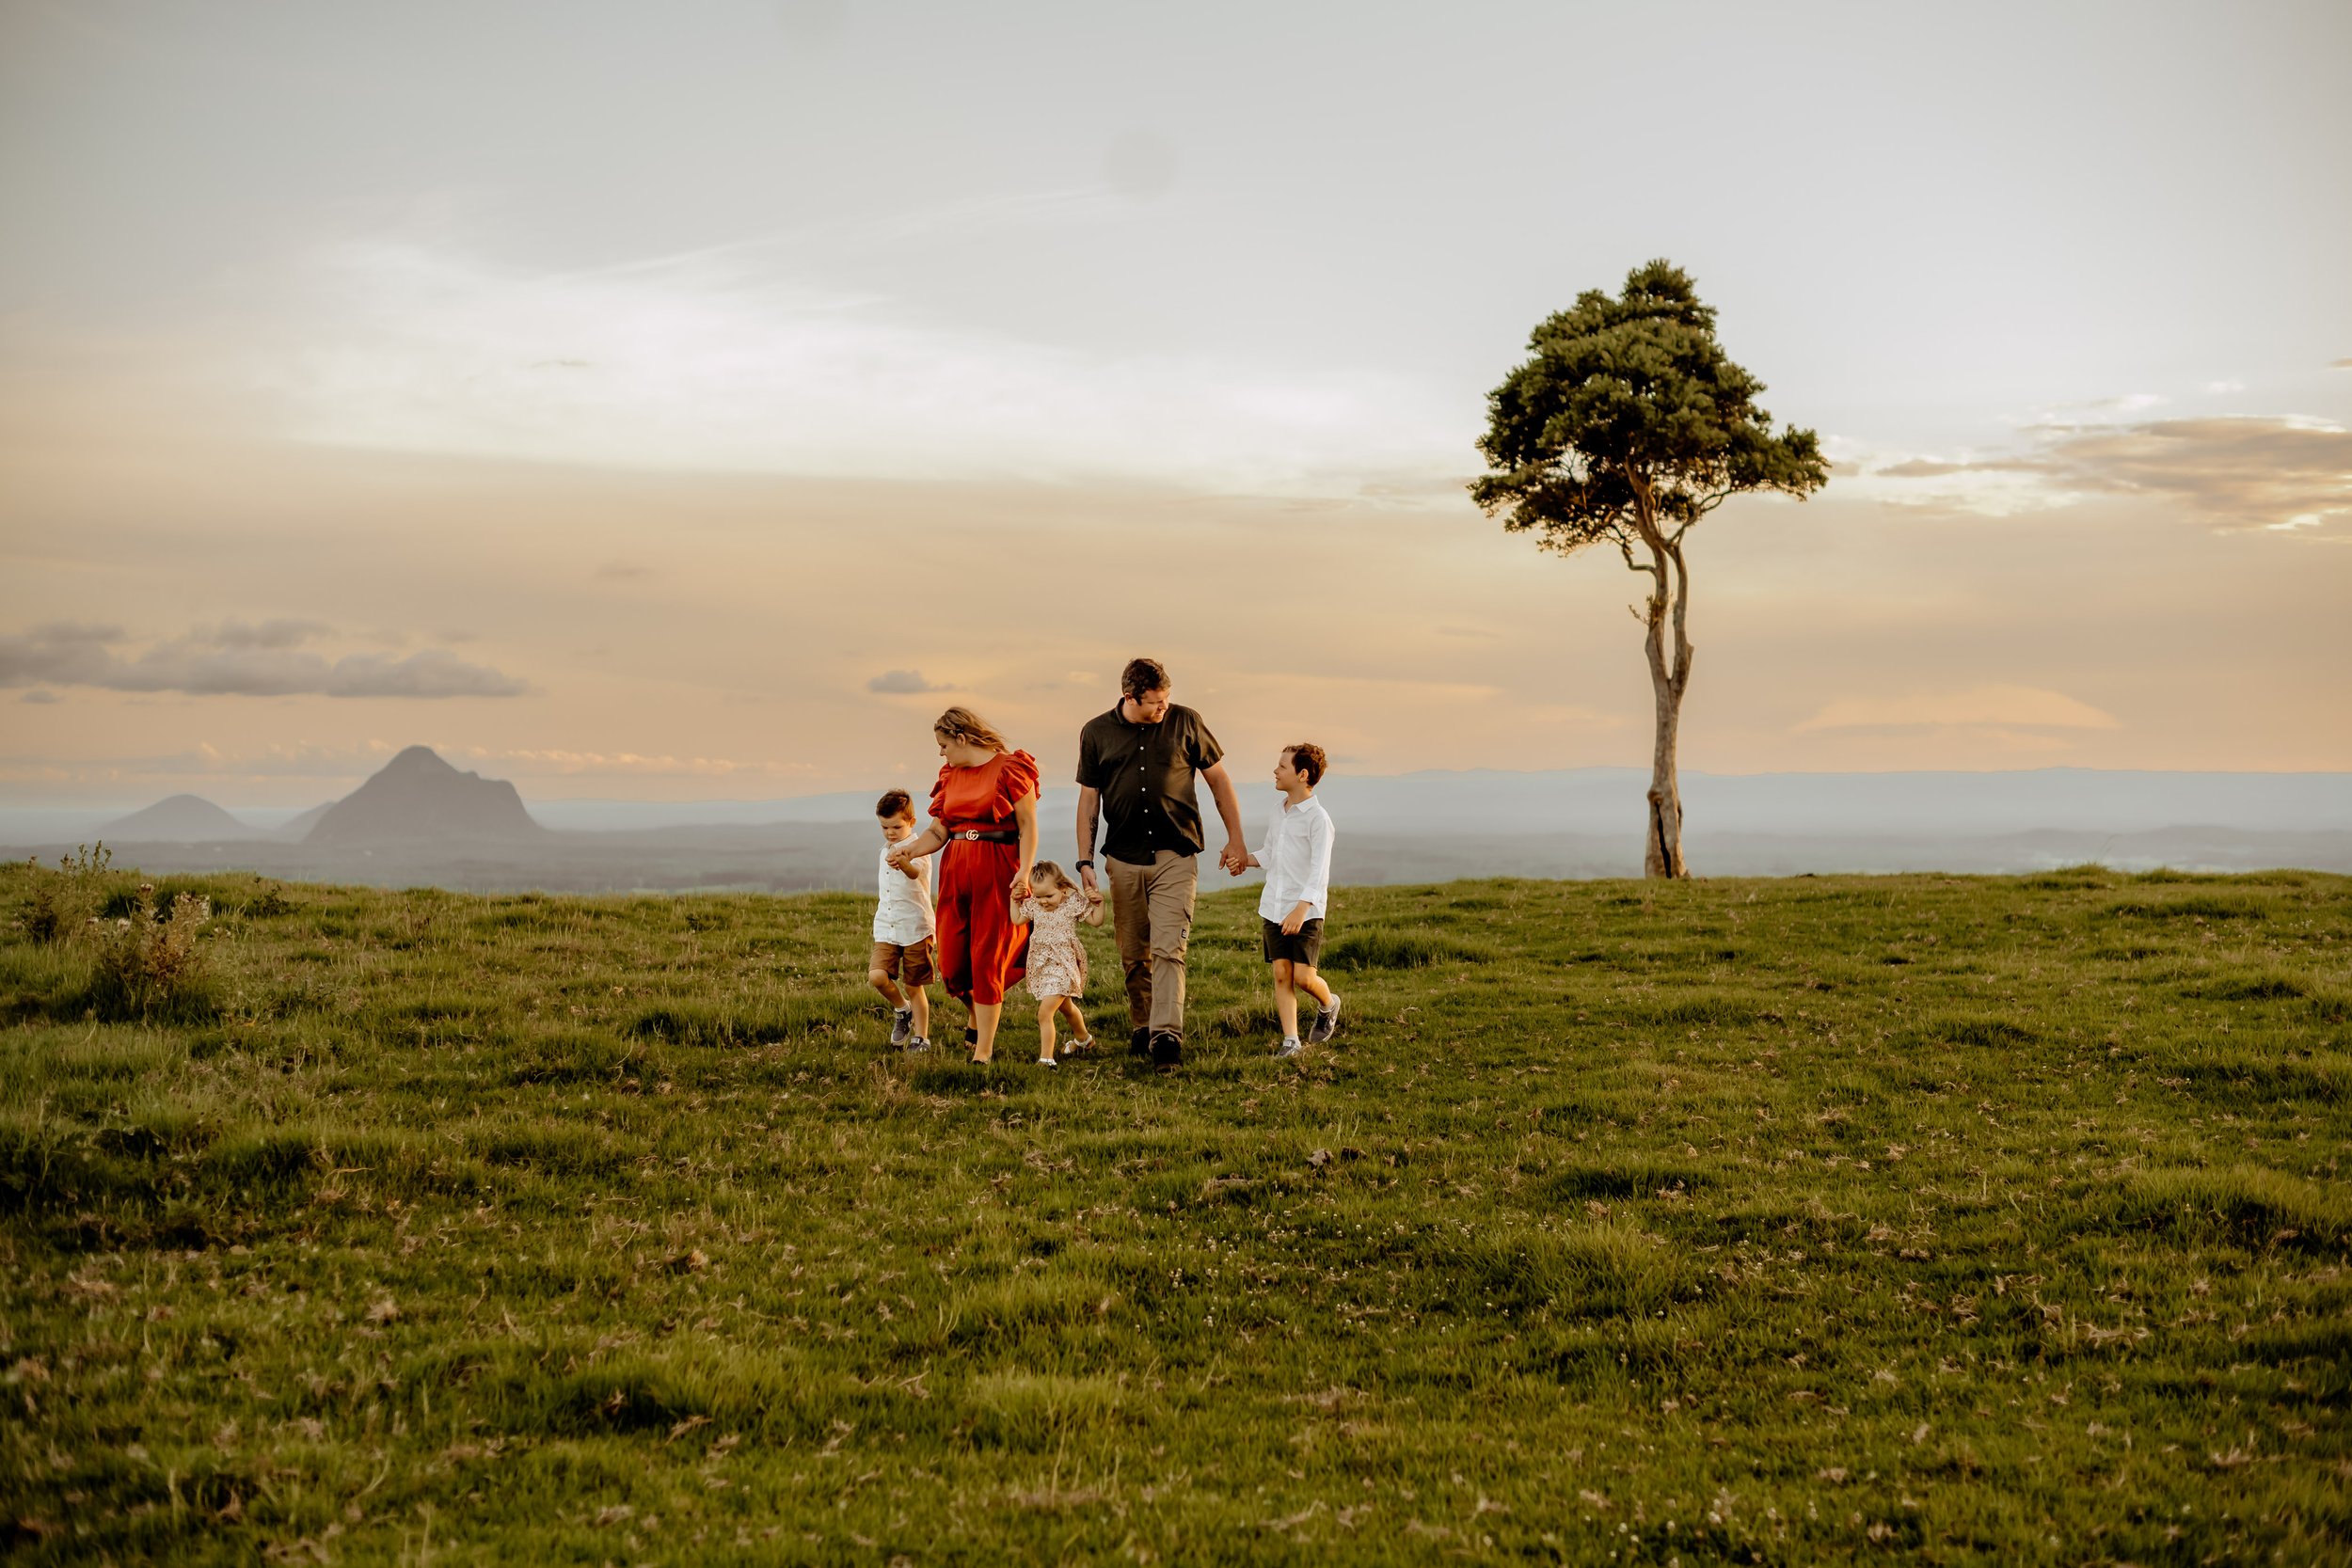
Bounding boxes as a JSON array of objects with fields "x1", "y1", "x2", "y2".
[
  {"x1": 885, "y1": 847, "x2": 911, "y2": 872},
  {"x1": 1009, "y1": 869, "x2": 1034, "y2": 902},
  {"x1": 1079, "y1": 863, "x2": 1100, "y2": 897},
  {"x1": 1219, "y1": 842, "x2": 1247, "y2": 876}
]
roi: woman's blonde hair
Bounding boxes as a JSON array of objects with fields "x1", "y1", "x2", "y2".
[
  {"x1": 931, "y1": 705, "x2": 1009, "y2": 753},
  {"x1": 1030, "y1": 860, "x2": 1074, "y2": 894}
]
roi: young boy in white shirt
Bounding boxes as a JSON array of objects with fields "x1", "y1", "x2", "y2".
[
  {"x1": 1244, "y1": 743, "x2": 1340, "y2": 1058},
  {"x1": 868, "y1": 789, "x2": 936, "y2": 1051}
]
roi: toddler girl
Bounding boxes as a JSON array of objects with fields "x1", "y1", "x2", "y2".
[{"x1": 1010, "y1": 861, "x2": 1104, "y2": 1066}]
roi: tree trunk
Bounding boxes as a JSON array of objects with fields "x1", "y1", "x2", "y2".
[
  {"x1": 1634, "y1": 485, "x2": 1692, "y2": 879},
  {"x1": 1645, "y1": 683, "x2": 1686, "y2": 879}
]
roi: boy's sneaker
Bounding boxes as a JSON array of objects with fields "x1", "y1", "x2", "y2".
[
  {"x1": 889, "y1": 1008, "x2": 914, "y2": 1048},
  {"x1": 1273, "y1": 1037, "x2": 1304, "y2": 1059},
  {"x1": 905, "y1": 1035, "x2": 932, "y2": 1053},
  {"x1": 1150, "y1": 1030, "x2": 1184, "y2": 1068},
  {"x1": 1128, "y1": 1026, "x2": 1152, "y2": 1058},
  {"x1": 1308, "y1": 995, "x2": 1343, "y2": 1045}
]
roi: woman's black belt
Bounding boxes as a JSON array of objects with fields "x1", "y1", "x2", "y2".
[{"x1": 947, "y1": 825, "x2": 1019, "y2": 843}]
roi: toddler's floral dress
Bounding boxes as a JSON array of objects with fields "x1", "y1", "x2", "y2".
[{"x1": 1014, "y1": 893, "x2": 1089, "y2": 1002}]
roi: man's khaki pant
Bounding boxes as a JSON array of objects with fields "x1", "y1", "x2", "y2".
[{"x1": 1104, "y1": 850, "x2": 1199, "y2": 1037}]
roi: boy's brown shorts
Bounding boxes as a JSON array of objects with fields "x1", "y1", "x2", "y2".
[{"x1": 871, "y1": 938, "x2": 936, "y2": 986}]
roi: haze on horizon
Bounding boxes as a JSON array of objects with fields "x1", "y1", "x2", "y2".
[{"x1": 3, "y1": 0, "x2": 2349, "y2": 810}]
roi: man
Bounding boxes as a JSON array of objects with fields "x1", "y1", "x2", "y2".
[{"x1": 1074, "y1": 657, "x2": 1248, "y2": 1067}]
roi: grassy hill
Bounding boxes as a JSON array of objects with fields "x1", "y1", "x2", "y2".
[{"x1": 3, "y1": 861, "x2": 2346, "y2": 1564}]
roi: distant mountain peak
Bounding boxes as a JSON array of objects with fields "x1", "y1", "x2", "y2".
[
  {"x1": 305, "y1": 746, "x2": 541, "y2": 845},
  {"x1": 385, "y1": 745, "x2": 462, "y2": 774}
]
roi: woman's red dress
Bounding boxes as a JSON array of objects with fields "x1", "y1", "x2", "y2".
[{"x1": 929, "y1": 750, "x2": 1039, "y2": 1007}]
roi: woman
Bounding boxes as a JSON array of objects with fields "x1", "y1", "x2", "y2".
[{"x1": 885, "y1": 706, "x2": 1040, "y2": 1063}]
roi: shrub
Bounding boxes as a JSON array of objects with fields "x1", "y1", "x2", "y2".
[
  {"x1": 15, "y1": 844, "x2": 111, "y2": 945},
  {"x1": 244, "y1": 881, "x2": 295, "y2": 919},
  {"x1": 88, "y1": 883, "x2": 215, "y2": 1020}
]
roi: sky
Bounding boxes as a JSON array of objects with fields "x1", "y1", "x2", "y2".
[{"x1": 3, "y1": 0, "x2": 2349, "y2": 808}]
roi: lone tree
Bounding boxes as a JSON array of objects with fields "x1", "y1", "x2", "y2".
[{"x1": 1471, "y1": 261, "x2": 1827, "y2": 878}]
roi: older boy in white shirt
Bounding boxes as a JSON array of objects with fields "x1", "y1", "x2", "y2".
[
  {"x1": 868, "y1": 789, "x2": 936, "y2": 1051},
  {"x1": 1244, "y1": 743, "x2": 1340, "y2": 1058}
]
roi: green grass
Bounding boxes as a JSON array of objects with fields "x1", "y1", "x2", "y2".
[{"x1": 2, "y1": 863, "x2": 2347, "y2": 1564}]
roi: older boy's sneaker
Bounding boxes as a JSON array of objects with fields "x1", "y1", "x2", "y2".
[
  {"x1": 1128, "y1": 1026, "x2": 1152, "y2": 1058},
  {"x1": 1150, "y1": 1030, "x2": 1184, "y2": 1068},
  {"x1": 1308, "y1": 995, "x2": 1343, "y2": 1044},
  {"x1": 1273, "y1": 1037, "x2": 1305, "y2": 1059},
  {"x1": 905, "y1": 1035, "x2": 932, "y2": 1053},
  {"x1": 889, "y1": 1008, "x2": 914, "y2": 1047}
]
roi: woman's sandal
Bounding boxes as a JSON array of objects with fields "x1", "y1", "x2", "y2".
[{"x1": 1035, "y1": 1055, "x2": 1058, "y2": 1068}]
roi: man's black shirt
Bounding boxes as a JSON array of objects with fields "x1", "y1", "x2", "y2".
[{"x1": 1075, "y1": 704, "x2": 1224, "y2": 864}]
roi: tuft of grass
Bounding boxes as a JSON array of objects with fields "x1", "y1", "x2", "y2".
[
  {"x1": 2183, "y1": 969, "x2": 2311, "y2": 1002},
  {"x1": 2120, "y1": 1164, "x2": 2350, "y2": 1250},
  {"x1": 1320, "y1": 927, "x2": 1487, "y2": 971},
  {"x1": 1897, "y1": 1012, "x2": 2040, "y2": 1048},
  {"x1": 2106, "y1": 894, "x2": 2268, "y2": 921}
]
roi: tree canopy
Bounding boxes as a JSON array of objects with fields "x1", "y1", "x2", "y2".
[{"x1": 1470, "y1": 260, "x2": 1827, "y2": 554}]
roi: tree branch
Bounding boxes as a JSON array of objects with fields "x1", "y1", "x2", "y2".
[
  {"x1": 1664, "y1": 537, "x2": 1693, "y2": 691},
  {"x1": 1629, "y1": 476, "x2": 1673, "y2": 691}
]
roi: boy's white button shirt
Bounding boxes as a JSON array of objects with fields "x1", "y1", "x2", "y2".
[
  {"x1": 874, "y1": 844, "x2": 935, "y2": 944},
  {"x1": 1254, "y1": 794, "x2": 1336, "y2": 924}
]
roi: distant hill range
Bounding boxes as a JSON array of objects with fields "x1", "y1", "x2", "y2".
[
  {"x1": 89, "y1": 747, "x2": 543, "y2": 850},
  {"x1": 99, "y1": 794, "x2": 266, "y2": 843},
  {"x1": 11, "y1": 757, "x2": 2347, "y2": 894}
]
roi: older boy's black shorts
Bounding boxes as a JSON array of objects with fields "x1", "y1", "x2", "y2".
[{"x1": 1262, "y1": 917, "x2": 1325, "y2": 966}]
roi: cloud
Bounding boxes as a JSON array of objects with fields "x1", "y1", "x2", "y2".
[
  {"x1": 1103, "y1": 129, "x2": 1178, "y2": 199},
  {"x1": 2332, "y1": 358, "x2": 2352, "y2": 370},
  {"x1": 469, "y1": 747, "x2": 813, "y2": 778},
  {"x1": 771, "y1": 0, "x2": 849, "y2": 46},
  {"x1": 2020, "y1": 417, "x2": 2352, "y2": 533},
  {"x1": 1872, "y1": 416, "x2": 2352, "y2": 534},
  {"x1": 0, "y1": 624, "x2": 529, "y2": 698},
  {"x1": 262, "y1": 235, "x2": 1465, "y2": 499},
  {"x1": 20, "y1": 689, "x2": 60, "y2": 705},
  {"x1": 867, "y1": 669, "x2": 952, "y2": 695},
  {"x1": 2034, "y1": 393, "x2": 2168, "y2": 418},
  {"x1": 1874, "y1": 458, "x2": 1975, "y2": 479},
  {"x1": 1795, "y1": 685, "x2": 2122, "y2": 734},
  {"x1": 0, "y1": 740, "x2": 403, "y2": 784},
  {"x1": 199, "y1": 618, "x2": 331, "y2": 649}
]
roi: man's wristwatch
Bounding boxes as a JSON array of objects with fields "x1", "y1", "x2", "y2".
[{"x1": 1075, "y1": 859, "x2": 1094, "y2": 871}]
